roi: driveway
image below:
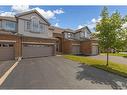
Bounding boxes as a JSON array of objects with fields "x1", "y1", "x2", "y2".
[
  {"x1": 0, "y1": 60, "x2": 16, "y2": 78},
  {"x1": 88, "y1": 55, "x2": 127, "y2": 64},
  {"x1": 0, "y1": 56, "x2": 127, "y2": 89}
]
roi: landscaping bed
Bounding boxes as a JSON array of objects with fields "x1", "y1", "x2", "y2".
[{"x1": 64, "y1": 55, "x2": 127, "y2": 78}]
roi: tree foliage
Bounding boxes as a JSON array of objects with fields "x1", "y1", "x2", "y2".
[{"x1": 96, "y1": 7, "x2": 126, "y2": 66}]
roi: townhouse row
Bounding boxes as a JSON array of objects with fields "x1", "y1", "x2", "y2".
[{"x1": 0, "y1": 10, "x2": 99, "y2": 60}]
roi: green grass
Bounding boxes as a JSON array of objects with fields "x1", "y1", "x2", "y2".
[
  {"x1": 64, "y1": 55, "x2": 127, "y2": 77},
  {"x1": 101, "y1": 53, "x2": 127, "y2": 58}
]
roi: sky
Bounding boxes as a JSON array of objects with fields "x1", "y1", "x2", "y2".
[{"x1": 0, "y1": 5, "x2": 127, "y2": 31}]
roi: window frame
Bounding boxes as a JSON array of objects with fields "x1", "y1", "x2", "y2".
[
  {"x1": 31, "y1": 16, "x2": 40, "y2": 33},
  {"x1": 4, "y1": 20, "x2": 16, "y2": 31}
]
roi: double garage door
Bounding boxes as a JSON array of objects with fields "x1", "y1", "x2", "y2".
[
  {"x1": 0, "y1": 43, "x2": 14, "y2": 61},
  {"x1": 22, "y1": 44, "x2": 54, "y2": 58},
  {"x1": 0, "y1": 43, "x2": 54, "y2": 60}
]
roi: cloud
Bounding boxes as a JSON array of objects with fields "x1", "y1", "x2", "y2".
[
  {"x1": 53, "y1": 9, "x2": 64, "y2": 14},
  {"x1": 11, "y1": 5, "x2": 29, "y2": 13},
  {"x1": 54, "y1": 23, "x2": 59, "y2": 27},
  {"x1": 34, "y1": 7, "x2": 64, "y2": 19},
  {"x1": 0, "y1": 12, "x2": 15, "y2": 17},
  {"x1": 0, "y1": 5, "x2": 64, "y2": 20},
  {"x1": 91, "y1": 18, "x2": 96, "y2": 23},
  {"x1": 77, "y1": 25, "x2": 84, "y2": 29},
  {"x1": 77, "y1": 17, "x2": 101, "y2": 32}
]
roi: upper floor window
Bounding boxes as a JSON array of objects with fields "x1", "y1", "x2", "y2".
[
  {"x1": 31, "y1": 16, "x2": 39, "y2": 32},
  {"x1": 67, "y1": 32, "x2": 74, "y2": 39},
  {"x1": 40, "y1": 23, "x2": 46, "y2": 32},
  {"x1": 4, "y1": 21, "x2": 16, "y2": 31},
  {"x1": 26, "y1": 21, "x2": 31, "y2": 30},
  {"x1": 80, "y1": 32, "x2": 85, "y2": 38}
]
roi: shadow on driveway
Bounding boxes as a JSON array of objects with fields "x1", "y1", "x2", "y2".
[{"x1": 76, "y1": 64, "x2": 127, "y2": 89}]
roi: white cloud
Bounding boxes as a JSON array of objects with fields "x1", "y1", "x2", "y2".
[
  {"x1": 11, "y1": 5, "x2": 29, "y2": 13},
  {"x1": 91, "y1": 18, "x2": 96, "y2": 23},
  {"x1": 34, "y1": 7, "x2": 55, "y2": 19},
  {"x1": 77, "y1": 17, "x2": 101, "y2": 32},
  {"x1": 0, "y1": 5, "x2": 30, "y2": 17},
  {"x1": 77, "y1": 25, "x2": 84, "y2": 29},
  {"x1": 0, "y1": 5, "x2": 64, "y2": 20},
  {"x1": 34, "y1": 7, "x2": 64, "y2": 19},
  {"x1": 53, "y1": 9, "x2": 64, "y2": 14},
  {"x1": 0, "y1": 12, "x2": 15, "y2": 17},
  {"x1": 54, "y1": 23, "x2": 59, "y2": 27}
]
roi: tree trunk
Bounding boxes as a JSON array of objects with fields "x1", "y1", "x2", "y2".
[{"x1": 106, "y1": 49, "x2": 109, "y2": 66}]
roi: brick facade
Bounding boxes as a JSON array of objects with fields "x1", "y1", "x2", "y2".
[
  {"x1": 0, "y1": 34, "x2": 21, "y2": 59},
  {"x1": 0, "y1": 34, "x2": 57, "y2": 60}
]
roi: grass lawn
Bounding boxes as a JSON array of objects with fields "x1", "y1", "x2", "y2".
[
  {"x1": 64, "y1": 55, "x2": 127, "y2": 77},
  {"x1": 101, "y1": 53, "x2": 127, "y2": 58}
]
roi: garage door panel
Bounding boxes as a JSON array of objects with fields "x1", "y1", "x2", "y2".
[
  {"x1": 22, "y1": 44, "x2": 53, "y2": 58},
  {"x1": 72, "y1": 45, "x2": 80, "y2": 55},
  {"x1": 0, "y1": 43, "x2": 14, "y2": 60}
]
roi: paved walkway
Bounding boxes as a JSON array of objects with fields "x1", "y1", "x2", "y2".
[
  {"x1": 89, "y1": 55, "x2": 127, "y2": 64},
  {"x1": 0, "y1": 56, "x2": 127, "y2": 89}
]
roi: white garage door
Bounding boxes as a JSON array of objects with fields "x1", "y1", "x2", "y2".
[
  {"x1": 92, "y1": 45, "x2": 98, "y2": 55},
  {"x1": 72, "y1": 45, "x2": 80, "y2": 55},
  {"x1": 0, "y1": 43, "x2": 14, "y2": 60},
  {"x1": 22, "y1": 44, "x2": 54, "y2": 58}
]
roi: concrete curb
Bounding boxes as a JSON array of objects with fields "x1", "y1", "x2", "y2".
[{"x1": 0, "y1": 57, "x2": 21, "y2": 86}]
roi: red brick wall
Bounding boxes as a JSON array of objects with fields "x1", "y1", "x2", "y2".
[
  {"x1": 62, "y1": 39, "x2": 72, "y2": 54},
  {"x1": 0, "y1": 34, "x2": 21, "y2": 59},
  {"x1": 80, "y1": 40, "x2": 92, "y2": 55}
]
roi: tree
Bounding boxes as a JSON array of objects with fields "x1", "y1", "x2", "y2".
[{"x1": 96, "y1": 7, "x2": 124, "y2": 66}]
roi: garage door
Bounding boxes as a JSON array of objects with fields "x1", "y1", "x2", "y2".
[
  {"x1": 72, "y1": 45, "x2": 80, "y2": 55},
  {"x1": 92, "y1": 45, "x2": 99, "y2": 55},
  {"x1": 0, "y1": 43, "x2": 14, "y2": 60},
  {"x1": 22, "y1": 44, "x2": 54, "y2": 58}
]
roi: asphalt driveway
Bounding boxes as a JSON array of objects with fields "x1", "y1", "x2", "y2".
[{"x1": 0, "y1": 56, "x2": 127, "y2": 89}]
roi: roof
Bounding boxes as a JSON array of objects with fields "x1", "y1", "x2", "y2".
[
  {"x1": 51, "y1": 26, "x2": 65, "y2": 34},
  {"x1": 76, "y1": 26, "x2": 91, "y2": 33},
  {"x1": 63, "y1": 28, "x2": 74, "y2": 33},
  {"x1": 0, "y1": 16, "x2": 16, "y2": 22},
  {"x1": 15, "y1": 9, "x2": 50, "y2": 25}
]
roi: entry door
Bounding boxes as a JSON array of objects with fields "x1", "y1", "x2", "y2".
[
  {"x1": 22, "y1": 44, "x2": 54, "y2": 58},
  {"x1": 0, "y1": 43, "x2": 14, "y2": 60}
]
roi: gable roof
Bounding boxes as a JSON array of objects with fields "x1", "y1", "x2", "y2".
[
  {"x1": 76, "y1": 26, "x2": 91, "y2": 33},
  {"x1": 15, "y1": 9, "x2": 50, "y2": 25},
  {"x1": 51, "y1": 26, "x2": 65, "y2": 34},
  {"x1": 0, "y1": 16, "x2": 16, "y2": 22}
]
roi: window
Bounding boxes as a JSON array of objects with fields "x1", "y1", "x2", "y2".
[
  {"x1": 80, "y1": 32, "x2": 85, "y2": 38},
  {"x1": 9, "y1": 44, "x2": 14, "y2": 47},
  {"x1": 40, "y1": 23, "x2": 44, "y2": 32},
  {"x1": 26, "y1": 21, "x2": 31, "y2": 30},
  {"x1": 67, "y1": 33, "x2": 71, "y2": 38},
  {"x1": 4, "y1": 21, "x2": 16, "y2": 31},
  {"x1": 31, "y1": 16, "x2": 39, "y2": 32},
  {"x1": 3, "y1": 44, "x2": 9, "y2": 47}
]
